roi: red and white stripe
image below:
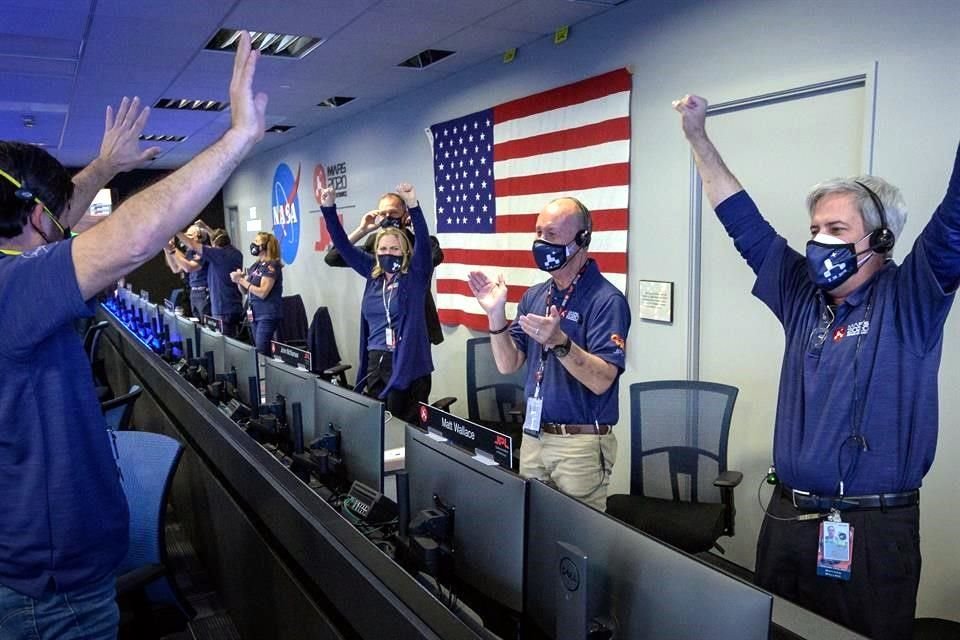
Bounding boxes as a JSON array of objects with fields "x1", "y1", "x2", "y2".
[{"x1": 435, "y1": 69, "x2": 632, "y2": 330}]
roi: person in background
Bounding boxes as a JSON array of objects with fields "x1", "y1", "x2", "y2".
[
  {"x1": 165, "y1": 223, "x2": 210, "y2": 318},
  {"x1": 674, "y1": 93, "x2": 960, "y2": 639},
  {"x1": 231, "y1": 231, "x2": 282, "y2": 355},
  {"x1": 324, "y1": 189, "x2": 445, "y2": 346},
  {"x1": 0, "y1": 31, "x2": 266, "y2": 640},
  {"x1": 467, "y1": 196, "x2": 629, "y2": 511},
  {"x1": 175, "y1": 223, "x2": 243, "y2": 337},
  {"x1": 319, "y1": 183, "x2": 434, "y2": 424}
]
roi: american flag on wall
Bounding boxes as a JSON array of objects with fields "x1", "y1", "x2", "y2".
[{"x1": 429, "y1": 68, "x2": 631, "y2": 330}]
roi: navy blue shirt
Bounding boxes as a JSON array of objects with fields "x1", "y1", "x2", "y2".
[
  {"x1": 364, "y1": 277, "x2": 401, "y2": 351},
  {"x1": 247, "y1": 259, "x2": 283, "y2": 320},
  {"x1": 0, "y1": 240, "x2": 128, "y2": 598},
  {"x1": 185, "y1": 248, "x2": 208, "y2": 288},
  {"x1": 510, "y1": 259, "x2": 630, "y2": 425},
  {"x1": 715, "y1": 145, "x2": 960, "y2": 494},
  {"x1": 202, "y1": 245, "x2": 243, "y2": 316}
]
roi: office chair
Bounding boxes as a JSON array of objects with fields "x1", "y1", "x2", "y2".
[
  {"x1": 465, "y1": 336, "x2": 525, "y2": 443},
  {"x1": 307, "y1": 306, "x2": 352, "y2": 386},
  {"x1": 83, "y1": 320, "x2": 112, "y2": 401},
  {"x1": 113, "y1": 430, "x2": 194, "y2": 635},
  {"x1": 101, "y1": 384, "x2": 143, "y2": 430},
  {"x1": 276, "y1": 294, "x2": 309, "y2": 349},
  {"x1": 606, "y1": 380, "x2": 742, "y2": 554}
]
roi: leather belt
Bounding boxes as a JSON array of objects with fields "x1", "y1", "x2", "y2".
[
  {"x1": 780, "y1": 484, "x2": 919, "y2": 512},
  {"x1": 541, "y1": 423, "x2": 611, "y2": 436}
]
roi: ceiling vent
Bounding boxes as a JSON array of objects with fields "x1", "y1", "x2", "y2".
[
  {"x1": 206, "y1": 29, "x2": 324, "y2": 59},
  {"x1": 266, "y1": 124, "x2": 295, "y2": 133},
  {"x1": 154, "y1": 98, "x2": 228, "y2": 112},
  {"x1": 397, "y1": 49, "x2": 455, "y2": 69},
  {"x1": 317, "y1": 96, "x2": 355, "y2": 108},
  {"x1": 139, "y1": 134, "x2": 186, "y2": 142}
]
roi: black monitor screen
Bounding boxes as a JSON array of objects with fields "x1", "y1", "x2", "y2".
[
  {"x1": 162, "y1": 308, "x2": 180, "y2": 343},
  {"x1": 175, "y1": 315, "x2": 199, "y2": 358},
  {"x1": 314, "y1": 379, "x2": 385, "y2": 493},
  {"x1": 404, "y1": 425, "x2": 526, "y2": 613},
  {"x1": 525, "y1": 479, "x2": 772, "y2": 639},
  {"x1": 224, "y1": 336, "x2": 259, "y2": 406},
  {"x1": 263, "y1": 358, "x2": 317, "y2": 437}
]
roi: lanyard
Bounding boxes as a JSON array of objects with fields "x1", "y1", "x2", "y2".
[
  {"x1": 381, "y1": 276, "x2": 397, "y2": 333},
  {"x1": 533, "y1": 263, "x2": 588, "y2": 398}
]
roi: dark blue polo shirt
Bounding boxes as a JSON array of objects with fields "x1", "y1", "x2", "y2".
[
  {"x1": 363, "y1": 278, "x2": 401, "y2": 351},
  {"x1": 0, "y1": 240, "x2": 128, "y2": 598},
  {"x1": 185, "y1": 248, "x2": 208, "y2": 289},
  {"x1": 247, "y1": 259, "x2": 283, "y2": 320},
  {"x1": 715, "y1": 183, "x2": 960, "y2": 495},
  {"x1": 202, "y1": 245, "x2": 243, "y2": 316},
  {"x1": 510, "y1": 259, "x2": 630, "y2": 425}
]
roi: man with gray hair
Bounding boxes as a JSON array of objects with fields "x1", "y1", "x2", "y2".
[{"x1": 674, "y1": 94, "x2": 960, "y2": 639}]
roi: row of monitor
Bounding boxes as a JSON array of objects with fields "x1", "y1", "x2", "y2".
[{"x1": 118, "y1": 290, "x2": 775, "y2": 639}]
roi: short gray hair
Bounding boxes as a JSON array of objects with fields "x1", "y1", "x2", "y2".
[{"x1": 806, "y1": 176, "x2": 907, "y2": 253}]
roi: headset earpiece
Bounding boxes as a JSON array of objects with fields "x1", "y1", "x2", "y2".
[
  {"x1": 574, "y1": 228, "x2": 591, "y2": 247},
  {"x1": 855, "y1": 180, "x2": 895, "y2": 253}
]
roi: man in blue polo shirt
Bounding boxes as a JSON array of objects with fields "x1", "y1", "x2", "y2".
[
  {"x1": 675, "y1": 94, "x2": 960, "y2": 639},
  {"x1": 174, "y1": 225, "x2": 244, "y2": 337},
  {"x1": 468, "y1": 197, "x2": 630, "y2": 511},
  {"x1": 0, "y1": 32, "x2": 267, "y2": 639},
  {"x1": 166, "y1": 224, "x2": 211, "y2": 318}
]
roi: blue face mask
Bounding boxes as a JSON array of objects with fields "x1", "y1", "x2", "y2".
[
  {"x1": 805, "y1": 233, "x2": 873, "y2": 290},
  {"x1": 380, "y1": 217, "x2": 403, "y2": 230},
  {"x1": 377, "y1": 253, "x2": 403, "y2": 274},
  {"x1": 532, "y1": 239, "x2": 579, "y2": 272}
]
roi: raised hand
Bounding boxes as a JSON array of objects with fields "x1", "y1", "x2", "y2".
[
  {"x1": 357, "y1": 209, "x2": 381, "y2": 235},
  {"x1": 395, "y1": 182, "x2": 417, "y2": 208},
  {"x1": 518, "y1": 305, "x2": 565, "y2": 348},
  {"x1": 672, "y1": 94, "x2": 708, "y2": 140},
  {"x1": 319, "y1": 186, "x2": 336, "y2": 208},
  {"x1": 229, "y1": 269, "x2": 245, "y2": 284},
  {"x1": 228, "y1": 31, "x2": 268, "y2": 148},
  {"x1": 467, "y1": 270, "x2": 508, "y2": 315},
  {"x1": 99, "y1": 97, "x2": 161, "y2": 172}
]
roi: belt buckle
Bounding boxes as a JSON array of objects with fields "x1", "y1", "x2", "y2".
[
  {"x1": 791, "y1": 488, "x2": 811, "y2": 509},
  {"x1": 557, "y1": 423, "x2": 568, "y2": 436}
]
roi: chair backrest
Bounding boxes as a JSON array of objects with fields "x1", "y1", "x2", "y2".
[
  {"x1": 83, "y1": 320, "x2": 110, "y2": 362},
  {"x1": 276, "y1": 294, "x2": 309, "y2": 344},
  {"x1": 113, "y1": 431, "x2": 184, "y2": 576},
  {"x1": 307, "y1": 306, "x2": 342, "y2": 373},
  {"x1": 101, "y1": 384, "x2": 143, "y2": 430},
  {"x1": 465, "y1": 337, "x2": 526, "y2": 426},
  {"x1": 629, "y1": 380, "x2": 738, "y2": 505}
]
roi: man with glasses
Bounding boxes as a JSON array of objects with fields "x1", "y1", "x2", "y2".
[
  {"x1": 674, "y1": 93, "x2": 960, "y2": 639},
  {"x1": 0, "y1": 32, "x2": 267, "y2": 639}
]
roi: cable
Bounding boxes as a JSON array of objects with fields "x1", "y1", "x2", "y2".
[{"x1": 756, "y1": 473, "x2": 827, "y2": 522}]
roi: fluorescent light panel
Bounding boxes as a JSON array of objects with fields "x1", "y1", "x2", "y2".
[
  {"x1": 206, "y1": 29, "x2": 324, "y2": 59},
  {"x1": 154, "y1": 98, "x2": 227, "y2": 112}
]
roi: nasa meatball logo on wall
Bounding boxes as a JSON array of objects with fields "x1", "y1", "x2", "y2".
[{"x1": 271, "y1": 162, "x2": 301, "y2": 264}]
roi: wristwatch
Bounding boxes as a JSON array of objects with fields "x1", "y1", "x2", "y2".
[{"x1": 552, "y1": 335, "x2": 572, "y2": 358}]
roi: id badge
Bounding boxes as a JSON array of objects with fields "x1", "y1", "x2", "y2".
[
  {"x1": 385, "y1": 327, "x2": 395, "y2": 349},
  {"x1": 522, "y1": 396, "x2": 544, "y2": 438},
  {"x1": 817, "y1": 520, "x2": 854, "y2": 580}
]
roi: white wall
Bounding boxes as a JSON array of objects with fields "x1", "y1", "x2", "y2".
[{"x1": 223, "y1": 0, "x2": 960, "y2": 619}]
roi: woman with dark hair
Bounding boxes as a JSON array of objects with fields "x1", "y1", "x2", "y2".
[
  {"x1": 231, "y1": 231, "x2": 283, "y2": 354},
  {"x1": 319, "y1": 183, "x2": 434, "y2": 423}
]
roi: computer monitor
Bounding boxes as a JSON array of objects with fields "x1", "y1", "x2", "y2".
[
  {"x1": 197, "y1": 325, "x2": 225, "y2": 379},
  {"x1": 314, "y1": 379, "x2": 385, "y2": 493},
  {"x1": 223, "y1": 336, "x2": 259, "y2": 406},
  {"x1": 263, "y1": 357, "x2": 317, "y2": 442},
  {"x1": 525, "y1": 479, "x2": 772, "y2": 640},
  {"x1": 175, "y1": 315, "x2": 199, "y2": 359},
  {"x1": 404, "y1": 425, "x2": 526, "y2": 613},
  {"x1": 161, "y1": 308, "x2": 179, "y2": 342}
]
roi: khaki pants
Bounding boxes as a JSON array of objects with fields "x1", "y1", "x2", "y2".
[{"x1": 519, "y1": 431, "x2": 617, "y2": 511}]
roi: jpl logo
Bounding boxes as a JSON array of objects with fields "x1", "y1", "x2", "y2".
[{"x1": 271, "y1": 163, "x2": 301, "y2": 264}]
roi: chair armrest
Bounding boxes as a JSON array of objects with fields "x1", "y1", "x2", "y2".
[
  {"x1": 714, "y1": 470, "x2": 743, "y2": 488},
  {"x1": 322, "y1": 363, "x2": 352, "y2": 376},
  {"x1": 116, "y1": 563, "x2": 166, "y2": 594},
  {"x1": 431, "y1": 397, "x2": 457, "y2": 412}
]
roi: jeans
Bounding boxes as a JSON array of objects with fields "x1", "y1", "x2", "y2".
[
  {"x1": 0, "y1": 574, "x2": 118, "y2": 640},
  {"x1": 253, "y1": 318, "x2": 279, "y2": 356}
]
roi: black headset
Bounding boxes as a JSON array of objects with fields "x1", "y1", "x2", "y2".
[
  {"x1": 854, "y1": 180, "x2": 895, "y2": 253},
  {"x1": 568, "y1": 197, "x2": 592, "y2": 247}
]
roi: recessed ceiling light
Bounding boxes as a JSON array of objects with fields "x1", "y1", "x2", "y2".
[
  {"x1": 397, "y1": 49, "x2": 456, "y2": 69},
  {"x1": 154, "y1": 98, "x2": 227, "y2": 112},
  {"x1": 139, "y1": 134, "x2": 186, "y2": 143},
  {"x1": 266, "y1": 125, "x2": 294, "y2": 133},
  {"x1": 206, "y1": 29, "x2": 324, "y2": 59},
  {"x1": 317, "y1": 96, "x2": 355, "y2": 108}
]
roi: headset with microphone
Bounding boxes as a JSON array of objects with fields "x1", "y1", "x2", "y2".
[{"x1": 854, "y1": 180, "x2": 895, "y2": 254}]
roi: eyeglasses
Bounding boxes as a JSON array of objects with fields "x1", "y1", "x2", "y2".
[
  {"x1": 0, "y1": 167, "x2": 69, "y2": 240},
  {"x1": 808, "y1": 305, "x2": 836, "y2": 351}
]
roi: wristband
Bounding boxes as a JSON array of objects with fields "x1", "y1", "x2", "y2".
[{"x1": 489, "y1": 321, "x2": 511, "y2": 335}]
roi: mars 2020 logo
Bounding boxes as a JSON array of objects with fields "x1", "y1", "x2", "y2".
[{"x1": 272, "y1": 162, "x2": 301, "y2": 264}]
